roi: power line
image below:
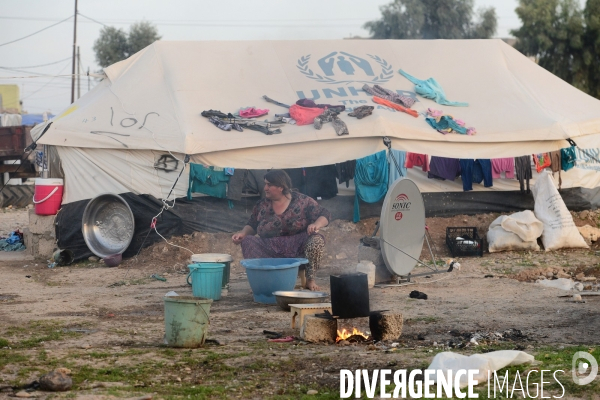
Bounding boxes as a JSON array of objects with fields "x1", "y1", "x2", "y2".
[
  {"x1": 22, "y1": 61, "x2": 73, "y2": 100},
  {"x1": 0, "y1": 66, "x2": 73, "y2": 77},
  {"x1": 0, "y1": 15, "x2": 73, "y2": 47},
  {"x1": 0, "y1": 57, "x2": 72, "y2": 69},
  {"x1": 77, "y1": 13, "x2": 109, "y2": 27}
]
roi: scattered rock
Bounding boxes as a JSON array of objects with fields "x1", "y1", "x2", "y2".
[
  {"x1": 307, "y1": 390, "x2": 318, "y2": 395},
  {"x1": 15, "y1": 391, "x2": 32, "y2": 398},
  {"x1": 88, "y1": 256, "x2": 99, "y2": 262},
  {"x1": 80, "y1": 344, "x2": 91, "y2": 349},
  {"x1": 556, "y1": 272, "x2": 571, "y2": 279},
  {"x1": 127, "y1": 395, "x2": 152, "y2": 400},
  {"x1": 578, "y1": 225, "x2": 600, "y2": 244},
  {"x1": 573, "y1": 294, "x2": 584, "y2": 303},
  {"x1": 576, "y1": 272, "x2": 585, "y2": 281},
  {"x1": 335, "y1": 252, "x2": 347, "y2": 260},
  {"x1": 39, "y1": 370, "x2": 73, "y2": 391},
  {"x1": 54, "y1": 367, "x2": 71, "y2": 375},
  {"x1": 580, "y1": 210, "x2": 590, "y2": 220},
  {"x1": 574, "y1": 282, "x2": 584, "y2": 291}
]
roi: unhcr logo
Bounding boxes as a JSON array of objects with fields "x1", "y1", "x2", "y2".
[{"x1": 297, "y1": 51, "x2": 393, "y2": 85}]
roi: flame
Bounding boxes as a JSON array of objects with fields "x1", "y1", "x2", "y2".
[{"x1": 336, "y1": 328, "x2": 369, "y2": 343}]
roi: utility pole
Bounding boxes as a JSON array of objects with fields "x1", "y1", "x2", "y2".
[
  {"x1": 70, "y1": 0, "x2": 78, "y2": 104},
  {"x1": 77, "y1": 46, "x2": 81, "y2": 99},
  {"x1": 87, "y1": 67, "x2": 90, "y2": 91}
]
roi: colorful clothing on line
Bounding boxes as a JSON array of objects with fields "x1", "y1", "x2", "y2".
[
  {"x1": 549, "y1": 150, "x2": 562, "y2": 189},
  {"x1": 533, "y1": 153, "x2": 551, "y2": 173},
  {"x1": 354, "y1": 150, "x2": 389, "y2": 222},
  {"x1": 388, "y1": 149, "x2": 407, "y2": 186},
  {"x1": 372, "y1": 96, "x2": 418, "y2": 118},
  {"x1": 428, "y1": 156, "x2": 461, "y2": 181},
  {"x1": 246, "y1": 191, "x2": 331, "y2": 239},
  {"x1": 405, "y1": 153, "x2": 429, "y2": 172},
  {"x1": 296, "y1": 99, "x2": 346, "y2": 113},
  {"x1": 514, "y1": 155, "x2": 532, "y2": 193},
  {"x1": 188, "y1": 164, "x2": 230, "y2": 200},
  {"x1": 561, "y1": 146, "x2": 576, "y2": 171},
  {"x1": 399, "y1": 69, "x2": 469, "y2": 107},
  {"x1": 491, "y1": 158, "x2": 515, "y2": 179},
  {"x1": 471, "y1": 159, "x2": 492, "y2": 187}
]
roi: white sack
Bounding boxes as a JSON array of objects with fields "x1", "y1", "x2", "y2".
[
  {"x1": 532, "y1": 171, "x2": 589, "y2": 251},
  {"x1": 536, "y1": 278, "x2": 578, "y2": 291},
  {"x1": 428, "y1": 350, "x2": 535, "y2": 388},
  {"x1": 487, "y1": 211, "x2": 543, "y2": 252}
]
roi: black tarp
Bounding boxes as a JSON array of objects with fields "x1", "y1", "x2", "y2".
[{"x1": 57, "y1": 186, "x2": 600, "y2": 261}]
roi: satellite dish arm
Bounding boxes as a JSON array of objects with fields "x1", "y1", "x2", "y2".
[{"x1": 383, "y1": 136, "x2": 404, "y2": 177}]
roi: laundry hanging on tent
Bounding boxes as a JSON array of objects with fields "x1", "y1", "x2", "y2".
[
  {"x1": 549, "y1": 150, "x2": 562, "y2": 189},
  {"x1": 335, "y1": 160, "x2": 356, "y2": 188},
  {"x1": 532, "y1": 153, "x2": 551, "y2": 173},
  {"x1": 561, "y1": 146, "x2": 577, "y2": 171},
  {"x1": 471, "y1": 159, "x2": 493, "y2": 187},
  {"x1": 362, "y1": 84, "x2": 415, "y2": 108},
  {"x1": 405, "y1": 153, "x2": 429, "y2": 172},
  {"x1": 353, "y1": 150, "x2": 389, "y2": 222},
  {"x1": 347, "y1": 105, "x2": 374, "y2": 119},
  {"x1": 284, "y1": 166, "x2": 338, "y2": 200},
  {"x1": 201, "y1": 110, "x2": 282, "y2": 135},
  {"x1": 428, "y1": 156, "x2": 461, "y2": 181},
  {"x1": 491, "y1": 158, "x2": 515, "y2": 179},
  {"x1": 388, "y1": 149, "x2": 407, "y2": 187},
  {"x1": 425, "y1": 109, "x2": 476, "y2": 135},
  {"x1": 515, "y1": 155, "x2": 532, "y2": 194},
  {"x1": 399, "y1": 69, "x2": 469, "y2": 107},
  {"x1": 188, "y1": 164, "x2": 230, "y2": 200}
]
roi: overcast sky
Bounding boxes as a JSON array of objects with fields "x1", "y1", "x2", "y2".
[{"x1": 0, "y1": 0, "x2": 524, "y2": 115}]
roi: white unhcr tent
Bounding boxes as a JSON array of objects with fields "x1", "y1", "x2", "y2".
[{"x1": 32, "y1": 39, "x2": 600, "y2": 205}]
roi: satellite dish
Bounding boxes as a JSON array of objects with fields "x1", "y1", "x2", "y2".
[{"x1": 380, "y1": 178, "x2": 426, "y2": 276}]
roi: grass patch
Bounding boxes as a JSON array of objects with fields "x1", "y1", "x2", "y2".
[
  {"x1": 408, "y1": 316, "x2": 440, "y2": 324},
  {"x1": 0, "y1": 338, "x2": 9, "y2": 347}
]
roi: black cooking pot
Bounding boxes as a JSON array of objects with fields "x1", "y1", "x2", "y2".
[{"x1": 330, "y1": 273, "x2": 370, "y2": 318}]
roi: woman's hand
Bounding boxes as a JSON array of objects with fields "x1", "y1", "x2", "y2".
[
  {"x1": 231, "y1": 231, "x2": 247, "y2": 245},
  {"x1": 307, "y1": 223, "x2": 320, "y2": 235}
]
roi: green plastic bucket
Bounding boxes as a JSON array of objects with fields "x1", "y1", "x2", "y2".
[
  {"x1": 163, "y1": 295, "x2": 212, "y2": 348},
  {"x1": 190, "y1": 254, "x2": 233, "y2": 289},
  {"x1": 187, "y1": 262, "x2": 225, "y2": 300}
]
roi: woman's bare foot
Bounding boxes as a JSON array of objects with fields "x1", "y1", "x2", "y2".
[{"x1": 305, "y1": 279, "x2": 319, "y2": 291}]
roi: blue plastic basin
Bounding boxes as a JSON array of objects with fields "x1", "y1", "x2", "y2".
[{"x1": 240, "y1": 258, "x2": 308, "y2": 304}]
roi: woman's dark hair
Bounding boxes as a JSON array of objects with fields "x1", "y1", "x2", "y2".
[{"x1": 264, "y1": 169, "x2": 293, "y2": 196}]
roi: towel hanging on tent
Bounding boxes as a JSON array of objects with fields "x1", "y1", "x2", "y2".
[{"x1": 353, "y1": 150, "x2": 389, "y2": 222}]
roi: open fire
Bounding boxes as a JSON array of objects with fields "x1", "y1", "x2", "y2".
[{"x1": 336, "y1": 328, "x2": 369, "y2": 343}]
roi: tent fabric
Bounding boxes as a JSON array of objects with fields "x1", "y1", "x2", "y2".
[{"x1": 33, "y1": 40, "x2": 600, "y2": 167}]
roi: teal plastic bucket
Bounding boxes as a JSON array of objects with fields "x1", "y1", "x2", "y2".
[
  {"x1": 190, "y1": 254, "x2": 233, "y2": 289},
  {"x1": 164, "y1": 295, "x2": 212, "y2": 348},
  {"x1": 187, "y1": 262, "x2": 225, "y2": 300}
]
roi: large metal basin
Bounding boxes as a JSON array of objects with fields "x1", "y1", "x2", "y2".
[{"x1": 82, "y1": 193, "x2": 134, "y2": 258}]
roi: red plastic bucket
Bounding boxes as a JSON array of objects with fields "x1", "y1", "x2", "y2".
[{"x1": 34, "y1": 178, "x2": 64, "y2": 215}]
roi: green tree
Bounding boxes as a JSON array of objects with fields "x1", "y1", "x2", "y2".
[
  {"x1": 127, "y1": 21, "x2": 161, "y2": 56},
  {"x1": 364, "y1": 0, "x2": 497, "y2": 39},
  {"x1": 511, "y1": 0, "x2": 585, "y2": 90},
  {"x1": 584, "y1": 0, "x2": 600, "y2": 98},
  {"x1": 93, "y1": 22, "x2": 161, "y2": 68},
  {"x1": 93, "y1": 26, "x2": 128, "y2": 68}
]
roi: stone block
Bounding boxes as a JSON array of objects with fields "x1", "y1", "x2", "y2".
[
  {"x1": 23, "y1": 227, "x2": 33, "y2": 255},
  {"x1": 358, "y1": 242, "x2": 394, "y2": 283},
  {"x1": 29, "y1": 209, "x2": 56, "y2": 235},
  {"x1": 300, "y1": 316, "x2": 337, "y2": 343},
  {"x1": 369, "y1": 312, "x2": 403, "y2": 341},
  {"x1": 37, "y1": 237, "x2": 57, "y2": 258}
]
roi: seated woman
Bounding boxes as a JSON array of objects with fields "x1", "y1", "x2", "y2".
[{"x1": 232, "y1": 169, "x2": 330, "y2": 291}]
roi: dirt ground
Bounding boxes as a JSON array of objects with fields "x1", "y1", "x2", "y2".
[{"x1": 1, "y1": 206, "x2": 600, "y2": 399}]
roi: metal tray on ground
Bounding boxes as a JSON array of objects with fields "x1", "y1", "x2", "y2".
[{"x1": 82, "y1": 193, "x2": 135, "y2": 258}]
